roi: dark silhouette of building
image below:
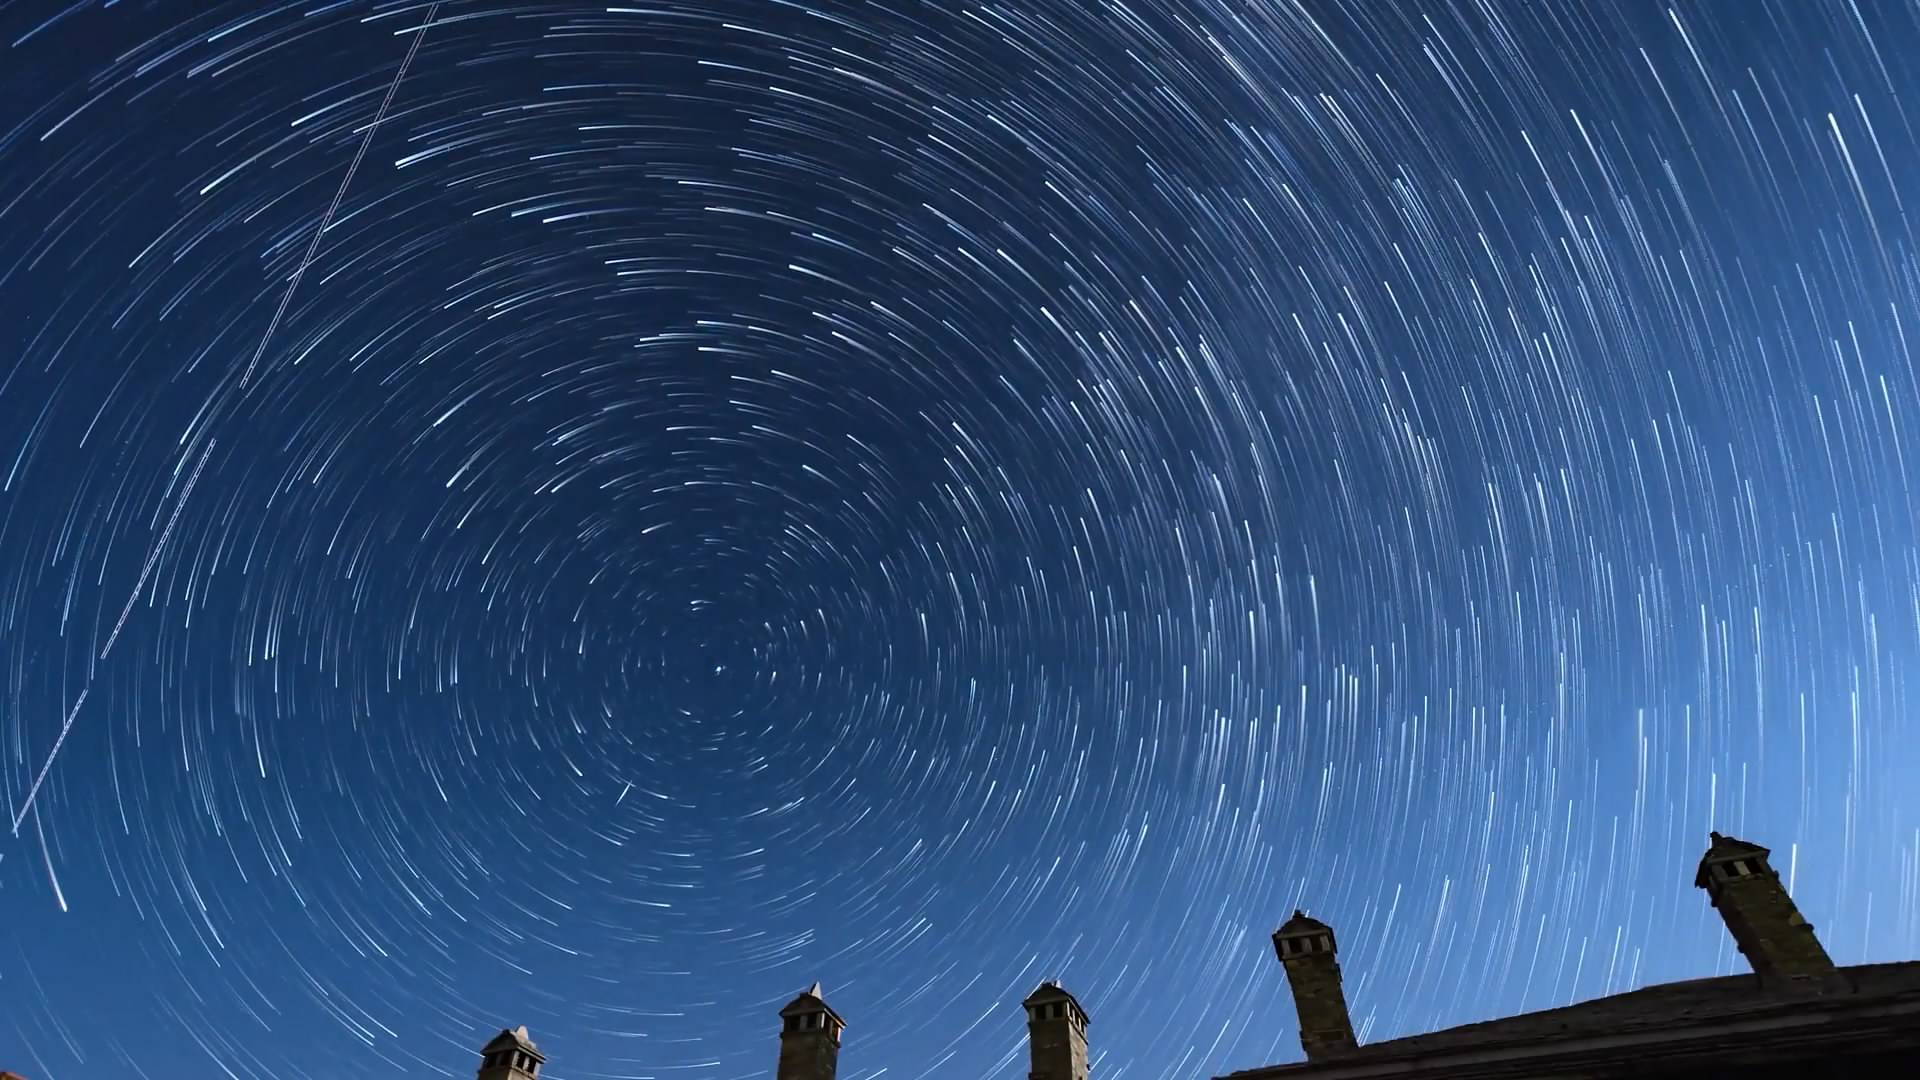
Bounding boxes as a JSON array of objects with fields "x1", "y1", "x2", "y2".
[
  {"x1": 1221, "y1": 831, "x2": 1920, "y2": 1079},
  {"x1": 464, "y1": 832, "x2": 1918, "y2": 1080}
]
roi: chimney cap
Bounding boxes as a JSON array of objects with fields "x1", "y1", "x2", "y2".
[
  {"x1": 481, "y1": 1027, "x2": 544, "y2": 1062},
  {"x1": 1695, "y1": 831, "x2": 1771, "y2": 888},
  {"x1": 1022, "y1": 981, "x2": 1090, "y2": 1026},
  {"x1": 780, "y1": 982, "x2": 846, "y2": 1026},
  {"x1": 1275, "y1": 910, "x2": 1336, "y2": 940}
]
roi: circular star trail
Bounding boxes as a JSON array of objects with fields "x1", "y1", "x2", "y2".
[{"x1": 3, "y1": 3, "x2": 1918, "y2": 1078}]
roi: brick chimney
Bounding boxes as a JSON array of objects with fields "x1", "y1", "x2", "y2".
[
  {"x1": 1274, "y1": 910, "x2": 1358, "y2": 1061},
  {"x1": 777, "y1": 982, "x2": 845, "y2": 1080},
  {"x1": 1695, "y1": 831, "x2": 1839, "y2": 986},
  {"x1": 1022, "y1": 981, "x2": 1090, "y2": 1080}
]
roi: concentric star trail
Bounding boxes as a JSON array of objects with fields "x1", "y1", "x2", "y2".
[
  {"x1": 2, "y1": 4, "x2": 1918, "y2": 1080},
  {"x1": 10, "y1": 0, "x2": 437, "y2": 842}
]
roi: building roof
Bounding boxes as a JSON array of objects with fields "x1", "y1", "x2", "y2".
[{"x1": 1220, "y1": 961, "x2": 1920, "y2": 1080}]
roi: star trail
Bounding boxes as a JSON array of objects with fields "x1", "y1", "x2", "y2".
[{"x1": 2, "y1": 2, "x2": 1919, "y2": 1078}]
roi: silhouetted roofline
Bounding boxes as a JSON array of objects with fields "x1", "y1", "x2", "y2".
[{"x1": 1217, "y1": 962, "x2": 1920, "y2": 1080}]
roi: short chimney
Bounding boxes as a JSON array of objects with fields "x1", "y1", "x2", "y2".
[
  {"x1": 1695, "y1": 831, "x2": 1839, "y2": 985},
  {"x1": 1022, "y1": 981, "x2": 1090, "y2": 1080},
  {"x1": 1273, "y1": 910, "x2": 1358, "y2": 1061},
  {"x1": 777, "y1": 982, "x2": 845, "y2": 1080}
]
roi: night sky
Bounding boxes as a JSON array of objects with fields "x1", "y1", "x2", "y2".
[{"x1": 2, "y1": 1, "x2": 1918, "y2": 1078}]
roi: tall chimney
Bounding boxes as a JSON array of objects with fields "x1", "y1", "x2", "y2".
[
  {"x1": 776, "y1": 982, "x2": 845, "y2": 1080},
  {"x1": 1273, "y1": 910, "x2": 1358, "y2": 1061},
  {"x1": 1695, "y1": 832, "x2": 1838, "y2": 985},
  {"x1": 1022, "y1": 981, "x2": 1090, "y2": 1080}
]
